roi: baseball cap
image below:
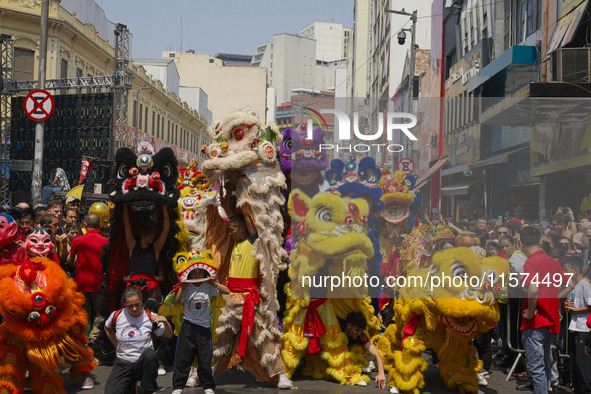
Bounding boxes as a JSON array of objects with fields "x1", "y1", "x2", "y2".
[{"x1": 65, "y1": 195, "x2": 80, "y2": 204}]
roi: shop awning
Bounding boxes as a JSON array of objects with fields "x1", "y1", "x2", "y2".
[
  {"x1": 467, "y1": 46, "x2": 539, "y2": 93},
  {"x1": 441, "y1": 181, "x2": 476, "y2": 196},
  {"x1": 545, "y1": 0, "x2": 589, "y2": 58},
  {"x1": 441, "y1": 163, "x2": 470, "y2": 176},
  {"x1": 469, "y1": 146, "x2": 528, "y2": 169},
  {"x1": 415, "y1": 158, "x2": 448, "y2": 189}
]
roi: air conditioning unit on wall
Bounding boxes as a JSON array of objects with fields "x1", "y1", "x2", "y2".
[{"x1": 554, "y1": 48, "x2": 591, "y2": 83}]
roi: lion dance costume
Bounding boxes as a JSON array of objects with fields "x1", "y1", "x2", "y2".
[
  {"x1": 0, "y1": 257, "x2": 96, "y2": 393},
  {"x1": 383, "y1": 246, "x2": 509, "y2": 394},
  {"x1": 201, "y1": 108, "x2": 287, "y2": 382}
]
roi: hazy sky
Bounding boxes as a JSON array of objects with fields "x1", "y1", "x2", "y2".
[{"x1": 96, "y1": 0, "x2": 354, "y2": 59}]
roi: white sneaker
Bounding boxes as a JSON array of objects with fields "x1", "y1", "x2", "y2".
[
  {"x1": 477, "y1": 372, "x2": 488, "y2": 387},
  {"x1": 390, "y1": 387, "x2": 400, "y2": 393},
  {"x1": 81, "y1": 374, "x2": 94, "y2": 390},
  {"x1": 277, "y1": 373, "x2": 293, "y2": 389},
  {"x1": 204, "y1": 389, "x2": 215, "y2": 394},
  {"x1": 362, "y1": 360, "x2": 376, "y2": 373},
  {"x1": 356, "y1": 380, "x2": 368, "y2": 386},
  {"x1": 158, "y1": 365, "x2": 166, "y2": 376},
  {"x1": 171, "y1": 390, "x2": 183, "y2": 394}
]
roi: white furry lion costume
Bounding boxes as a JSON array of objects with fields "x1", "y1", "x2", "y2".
[{"x1": 201, "y1": 108, "x2": 287, "y2": 382}]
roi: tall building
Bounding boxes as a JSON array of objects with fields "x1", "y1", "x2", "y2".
[
  {"x1": 252, "y1": 34, "x2": 316, "y2": 105},
  {"x1": 300, "y1": 22, "x2": 348, "y2": 62},
  {"x1": 348, "y1": 0, "x2": 370, "y2": 111},
  {"x1": 164, "y1": 51, "x2": 269, "y2": 122},
  {"x1": 253, "y1": 22, "x2": 353, "y2": 109}
]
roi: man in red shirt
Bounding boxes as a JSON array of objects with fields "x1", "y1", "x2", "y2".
[
  {"x1": 520, "y1": 226, "x2": 565, "y2": 394},
  {"x1": 67, "y1": 213, "x2": 109, "y2": 345}
]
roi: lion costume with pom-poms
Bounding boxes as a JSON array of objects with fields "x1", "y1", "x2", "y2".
[
  {"x1": 177, "y1": 161, "x2": 215, "y2": 252},
  {"x1": 383, "y1": 247, "x2": 509, "y2": 394},
  {"x1": 200, "y1": 108, "x2": 287, "y2": 382},
  {"x1": 0, "y1": 257, "x2": 96, "y2": 393},
  {"x1": 101, "y1": 141, "x2": 182, "y2": 311},
  {"x1": 281, "y1": 189, "x2": 374, "y2": 385}
]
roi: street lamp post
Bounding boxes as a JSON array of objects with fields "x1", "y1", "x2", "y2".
[
  {"x1": 387, "y1": 9, "x2": 417, "y2": 114},
  {"x1": 387, "y1": 9, "x2": 417, "y2": 159}
]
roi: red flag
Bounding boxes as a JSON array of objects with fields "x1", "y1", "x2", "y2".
[{"x1": 79, "y1": 159, "x2": 94, "y2": 184}]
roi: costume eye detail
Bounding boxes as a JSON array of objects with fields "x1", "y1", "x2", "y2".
[
  {"x1": 117, "y1": 164, "x2": 129, "y2": 179},
  {"x1": 451, "y1": 261, "x2": 467, "y2": 277},
  {"x1": 177, "y1": 256, "x2": 187, "y2": 265},
  {"x1": 233, "y1": 127, "x2": 245, "y2": 141},
  {"x1": 161, "y1": 164, "x2": 172, "y2": 178},
  {"x1": 316, "y1": 207, "x2": 333, "y2": 222}
]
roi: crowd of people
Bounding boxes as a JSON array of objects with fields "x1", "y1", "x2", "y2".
[{"x1": 4, "y1": 183, "x2": 591, "y2": 394}]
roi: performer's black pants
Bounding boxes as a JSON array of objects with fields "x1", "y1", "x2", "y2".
[
  {"x1": 173, "y1": 320, "x2": 215, "y2": 390},
  {"x1": 104, "y1": 348, "x2": 159, "y2": 394}
]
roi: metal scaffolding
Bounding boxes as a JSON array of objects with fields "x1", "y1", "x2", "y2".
[
  {"x1": 0, "y1": 21, "x2": 132, "y2": 205},
  {"x1": 0, "y1": 34, "x2": 13, "y2": 206},
  {"x1": 112, "y1": 23, "x2": 133, "y2": 155}
]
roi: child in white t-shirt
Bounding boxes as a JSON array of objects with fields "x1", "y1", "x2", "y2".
[
  {"x1": 171, "y1": 268, "x2": 229, "y2": 394},
  {"x1": 104, "y1": 286, "x2": 173, "y2": 393},
  {"x1": 563, "y1": 257, "x2": 591, "y2": 393}
]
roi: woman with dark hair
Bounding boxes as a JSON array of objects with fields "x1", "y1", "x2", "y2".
[
  {"x1": 122, "y1": 205, "x2": 169, "y2": 307},
  {"x1": 104, "y1": 286, "x2": 172, "y2": 393},
  {"x1": 41, "y1": 162, "x2": 70, "y2": 204}
]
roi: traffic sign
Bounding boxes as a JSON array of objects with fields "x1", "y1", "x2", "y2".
[
  {"x1": 397, "y1": 158, "x2": 415, "y2": 174},
  {"x1": 24, "y1": 89, "x2": 55, "y2": 122}
]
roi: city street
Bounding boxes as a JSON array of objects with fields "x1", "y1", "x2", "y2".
[{"x1": 61, "y1": 349, "x2": 573, "y2": 394}]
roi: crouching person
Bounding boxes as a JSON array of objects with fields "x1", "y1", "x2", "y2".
[{"x1": 104, "y1": 286, "x2": 173, "y2": 394}]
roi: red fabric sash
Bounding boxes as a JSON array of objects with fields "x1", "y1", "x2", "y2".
[
  {"x1": 304, "y1": 298, "x2": 327, "y2": 354},
  {"x1": 401, "y1": 315, "x2": 420, "y2": 350},
  {"x1": 127, "y1": 274, "x2": 159, "y2": 293},
  {"x1": 227, "y1": 277, "x2": 260, "y2": 357}
]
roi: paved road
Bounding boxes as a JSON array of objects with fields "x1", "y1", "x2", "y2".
[{"x1": 60, "y1": 348, "x2": 573, "y2": 394}]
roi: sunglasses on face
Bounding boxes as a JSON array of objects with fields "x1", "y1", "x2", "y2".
[{"x1": 498, "y1": 231, "x2": 508, "y2": 235}]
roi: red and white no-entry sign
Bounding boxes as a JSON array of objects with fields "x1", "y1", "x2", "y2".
[
  {"x1": 397, "y1": 158, "x2": 415, "y2": 174},
  {"x1": 24, "y1": 89, "x2": 55, "y2": 122}
]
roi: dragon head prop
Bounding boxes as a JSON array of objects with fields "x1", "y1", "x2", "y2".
[
  {"x1": 201, "y1": 108, "x2": 280, "y2": 172},
  {"x1": 103, "y1": 142, "x2": 181, "y2": 310},
  {"x1": 280, "y1": 123, "x2": 329, "y2": 186},
  {"x1": 289, "y1": 189, "x2": 373, "y2": 298},
  {"x1": 112, "y1": 141, "x2": 180, "y2": 204},
  {"x1": 379, "y1": 169, "x2": 415, "y2": 225},
  {"x1": 173, "y1": 249, "x2": 218, "y2": 283}
]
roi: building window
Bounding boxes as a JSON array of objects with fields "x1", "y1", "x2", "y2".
[
  {"x1": 152, "y1": 111, "x2": 156, "y2": 135},
  {"x1": 145, "y1": 107, "x2": 148, "y2": 132},
  {"x1": 60, "y1": 59, "x2": 68, "y2": 78},
  {"x1": 14, "y1": 48, "x2": 34, "y2": 80},
  {"x1": 157, "y1": 114, "x2": 160, "y2": 138},
  {"x1": 167, "y1": 120, "x2": 171, "y2": 142},
  {"x1": 526, "y1": 0, "x2": 541, "y2": 36},
  {"x1": 132, "y1": 101, "x2": 137, "y2": 128},
  {"x1": 139, "y1": 104, "x2": 143, "y2": 130}
]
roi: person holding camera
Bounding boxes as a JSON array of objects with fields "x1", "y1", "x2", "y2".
[{"x1": 554, "y1": 207, "x2": 577, "y2": 240}]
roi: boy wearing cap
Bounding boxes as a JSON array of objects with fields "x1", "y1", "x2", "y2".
[{"x1": 171, "y1": 267, "x2": 229, "y2": 394}]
